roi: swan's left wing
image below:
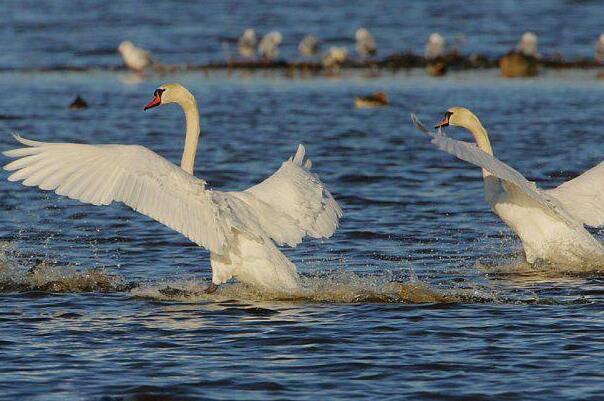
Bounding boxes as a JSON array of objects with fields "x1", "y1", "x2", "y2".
[
  {"x1": 229, "y1": 144, "x2": 342, "y2": 248},
  {"x1": 546, "y1": 161, "x2": 604, "y2": 227},
  {"x1": 3, "y1": 135, "x2": 256, "y2": 255},
  {"x1": 411, "y1": 114, "x2": 579, "y2": 227}
]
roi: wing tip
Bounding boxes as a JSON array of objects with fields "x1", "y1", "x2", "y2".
[{"x1": 410, "y1": 113, "x2": 431, "y2": 135}]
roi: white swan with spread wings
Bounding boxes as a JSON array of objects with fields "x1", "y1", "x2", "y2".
[
  {"x1": 412, "y1": 108, "x2": 604, "y2": 267},
  {"x1": 4, "y1": 83, "x2": 342, "y2": 292}
]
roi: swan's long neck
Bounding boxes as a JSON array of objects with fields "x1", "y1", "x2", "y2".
[
  {"x1": 179, "y1": 97, "x2": 200, "y2": 175},
  {"x1": 464, "y1": 117, "x2": 494, "y2": 178}
]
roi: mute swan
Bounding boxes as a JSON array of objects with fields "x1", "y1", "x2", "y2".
[
  {"x1": 258, "y1": 31, "x2": 282, "y2": 61},
  {"x1": 355, "y1": 28, "x2": 377, "y2": 58},
  {"x1": 299, "y1": 35, "x2": 320, "y2": 56},
  {"x1": 412, "y1": 108, "x2": 604, "y2": 267},
  {"x1": 238, "y1": 29, "x2": 257, "y2": 58},
  {"x1": 117, "y1": 41, "x2": 155, "y2": 72},
  {"x1": 354, "y1": 92, "x2": 389, "y2": 108},
  {"x1": 425, "y1": 33, "x2": 445, "y2": 60},
  {"x1": 4, "y1": 83, "x2": 342, "y2": 292}
]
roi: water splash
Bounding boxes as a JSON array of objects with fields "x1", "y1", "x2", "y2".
[
  {"x1": 0, "y1": 242, "x2": 130, "y2": 293},
  {"x1": 130, "y1": 269, "x2": 491, "y2": 304}
]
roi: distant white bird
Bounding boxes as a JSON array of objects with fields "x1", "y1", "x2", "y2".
[
  {"x1": 322, "y1": 47, "x2": 348, "y2": 68},
  {"x1": 258, "y1": 31, "x2": 283, "y2": 61},
  {"x1": 412, "y1": 108, "x2": 604, "y2": 267},
  {"x1": 517, "y1": 32, "x2": 539, "y2": 57},
  {"x1": 117, "y1": 41, "x2": 155, "y2": 72},
  {"x1": 425, "y1": 33, "x2": 446, "y2": 59},
  {"x1": 299, "y1": 35, "x2": 320, "y2": 56},
  {"x1": 355, "y1": 28, "x2": 377, "y2": 58},
  {"x1": 238, "y1": 29, "x2": 257, "y2": 58},
  {"x1": 595, "y1": 34, "x2": 604, "y2": 62},
  {"x1": 4, "y1": 83, "x2": 342, "y2": 292}
]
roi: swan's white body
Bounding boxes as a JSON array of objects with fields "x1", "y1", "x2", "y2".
[
  {"x1": 355, "y1": 28, "x2": 376, "y2": 58},
  {"x1": 412, "y1": 109, "x2": 604, "y2": 266},
  {"x1": 117, "y1": 41, "x2": 155, "y2": 72},
  {"x1": 4, "y1": 84, "x2": 342, "y2": 291}
]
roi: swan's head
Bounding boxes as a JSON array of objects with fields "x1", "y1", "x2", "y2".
[
  {"x1": 144, "y1": 83, "x2": 195, "y2": 111},
  {"x1": 434, "y1": 107, "x2": 478, "y2": 129}
]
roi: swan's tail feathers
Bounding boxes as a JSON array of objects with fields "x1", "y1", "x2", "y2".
[{"x1": 239, "y1": 145, "x2": 342, "y2": 247}]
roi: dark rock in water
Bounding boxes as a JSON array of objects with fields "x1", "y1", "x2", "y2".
[
  {"x1": 379, "y1": 52, "x2": 424, "y2": 69},
  {"x1": 69, "y1": 95, "x2": 88, "y2": 109},
  {"x1": 499, "y1": 51, "x2": 538, "y2": 77}
]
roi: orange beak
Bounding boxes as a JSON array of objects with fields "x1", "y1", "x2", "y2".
[
  {"x1": 434, "y1": 112, "x2": 451, "y2": 128},
  {"x1": 144, "y1": 95, "x2": 161, "y2": 110}
]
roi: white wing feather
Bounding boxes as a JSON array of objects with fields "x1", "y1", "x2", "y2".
[
  {"x1": 410, "y1": 114, "x2": 580, "y2": 228},
  {"x1": 546, "y1": 161, "x2": 604, "y2": 227},
  {"x1": 3, "y1": 136, "x2": 341, "y2": 254},
  {"x1": 3, "y1": 135, "x2": 243, "y2": 254}
]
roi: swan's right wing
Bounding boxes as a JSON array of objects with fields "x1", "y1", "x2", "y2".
[
  {"x1": 230, "y1": 144, "x2": 343, "y2": 247},
  {"x1": 546, "y1": 161, "x2": 604, "y2": 227},
  {"x1": 411, "y1": 114, "x2": 579, "y2": 227},
  {"x1": 3, "y1": 135, "x2": 250, "y2": 255}
]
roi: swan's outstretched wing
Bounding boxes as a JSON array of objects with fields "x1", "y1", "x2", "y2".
[
  {"x1": 411, "y1": 114, "x2": 579, "y2": 227},
  {"x1": 3, "y1": 135, "x2": 254, "y2": 255},
  {"x1": 546, "y1": 161, "x2": 604, "y2": 227},
  {"x1": 230, "y1": 144, "x2": 342, "y2": 247}
]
